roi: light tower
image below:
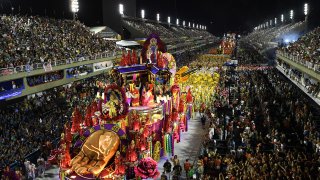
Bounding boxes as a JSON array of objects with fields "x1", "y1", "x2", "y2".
[
  {"x1": 119, "y1": 4, "x2": 124, "y2": 16},
  {"x1": 141, "y1": 9, "x2": 145, "y2": 19},
  {"x1": 290, "y1": 10, "x2": 294, "y2": 22},
  {"x1": 304, "y1": 3, "x2": 309, "y2": 21},
  {"x1": 176, "y1": 18, "x2": 179, "y2": 25},
  {"x1": 70, "y1": 0, "x2": 79, "y2": 20},
  {"x1": 168, "y1": 16, "x2": 171, "y2": 24},
  {"x1": 304, "y1": 3, "x2": 309, "y2": 31},
  {"x1": 157, "y1": 13, "x2": 160, "y2": 21}
]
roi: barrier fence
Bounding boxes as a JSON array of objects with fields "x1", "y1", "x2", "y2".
[
  {"x1": 0, "y1": 50, "x2": 121, "y2": 77},
  {"x1": 277, "y1": 51, "x2": 320, "y2": 73}
]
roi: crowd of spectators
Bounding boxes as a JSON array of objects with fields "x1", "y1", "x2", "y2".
[
  {"x1": 277, "y1": 61, "x2": 320, "y2": 99},
  {"x1": 123, "y1": 18, "x2": 214, "y2": 41},
  {"x1": 278, "y1": 27, "x2": 320, "y2": 73},
  {"x1": 0, "y1": 15, "x2": 117, "y2": 69},
  {"x1": 192, "y1": 69, "x2": 320, "y2": 179},
  {"x1": 0, "y1": 73, "x2": 112, "y2": 179},
  {"x1": 66, "y1": 65, "x2": 93, "y2": 78},
  {"x1": 242, "y1": 22, "x2": 304, "y2": 50},
  {"x1": 26, "y1": 70, "x2": 64, "y2": 87}
]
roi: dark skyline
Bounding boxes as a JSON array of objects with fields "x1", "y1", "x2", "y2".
[{"x1": 0, "y1": 0, "x2": 319, "y2": 36}]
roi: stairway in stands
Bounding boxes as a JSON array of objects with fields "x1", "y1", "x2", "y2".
[{"x1": 310, "y1": 104, "x2": 320, "y2": 130}]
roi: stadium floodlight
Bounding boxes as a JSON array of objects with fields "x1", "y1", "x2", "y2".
[
  {"x1": 176, "y1": 18, "x2": 179, "y2": 25},
  {"x1": 71, "y1": 0, "x2": 79, "y2": 20},
  {"x1": 119, "y1": 4, "x2": 124, "y2": 15},
  {"x1": 157, "y1": 13, "x2": 160, "y2": 21},
  {"x1": 183, "y1": 20, "x2": 185, "y2": 26},
  {"x1": 304, "y1": 3, "x2": 308, "y2": 16},
  {"x1": 281, "y1": 14, "x2": 284, "y2": 22},
  {"x1": 141, "y1": 9, "x2": 145, "y2": 19},
  {"x1": 275, "y1": 18, "x2": 277, "y2": 25},
  {"x1": 290, "y1": 10, "x2": 294, "y2": 20},
  {"x1": 168, "y1": 16, "x2": 171, "y2": 24}
]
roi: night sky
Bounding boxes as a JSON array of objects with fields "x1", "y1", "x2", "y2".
[{"x1": 0, "y1": 0, "x2": 319, "y2": 36}]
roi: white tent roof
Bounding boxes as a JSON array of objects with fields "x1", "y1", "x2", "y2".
[{"x1": 116, "y1": 40, "x2": 140, "y2": 47}]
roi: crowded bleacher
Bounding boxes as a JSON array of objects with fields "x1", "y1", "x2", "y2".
[
  {"x1": 278, "y1": 27, "x2": 320, "y2": 73},
  {"x1": 0, "y1": 15, "x2": 117, "y2": 70}
]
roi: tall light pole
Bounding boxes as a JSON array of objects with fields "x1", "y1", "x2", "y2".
[
  {"x1": 168, "y1": 16, "x2": 171, "y2": 24},
  {"x1": 183, "y1": 20, "x2": 185, "y2": 27},
  {"x1": 281, "y1": 14, "x2": 284, "y2": 23},
  {"x1": 304, "y1": 3, "x2": 309, "y2": 20},
  {"x1": 176, "y1": 18, "x2": 179, "y2": 26},
  {"x1": 157, "y1": 13, "x2": 160, "y2": 21},
  {"x1": 188, "y1": 22, "x2": 191, "y2": 28},
  {"x1": 304, "y1": 3, "x2": 309, "y2": 31},
  {"x1": 141, "y1": 9, "x2": 145, "y2": 19},
  {"x1": 275, "y1": 18, "x2": 277, "y2": 25},
  {"x1": 290, "y1": 10, "x2": 294, "y2": 22},
  {"x1": 71, "y1": 0, "x2": 79, "y2": 20},
  {"x1": 119, "y1": 4, "x2": 124, "y2": 16}
]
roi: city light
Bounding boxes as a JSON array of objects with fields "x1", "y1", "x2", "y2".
[
  {"x1": 141, "y1": 9, "x2": 145, "y2": 19},
  {"x1": 304, "y1": 3, "x2": 308, "y2": 16},
  {"x1": 290, "y1": 10, "x2": 293, "y2": 20},
  {"x1": 157, "y1": 13, "x2": 160, "y2": 21},
  {"x1": 119, "y1": 4, "x2": 124, "y2": 15},
  {"x1": 275, "y1": 18, "x2": 277, "y2": 25},
  {"x1": 188, "y1": 22, "x2": 191, "y2": 27},
  {"x1": 281, "y1": 14, "x2": 284, "y2": 22},
  {"x1": 183, "y1": 20, "x2": 185, "y2": 26},
  {"x1": 176, "y1": 18, "x2": 179, "y2": 25},
  {"x1": 168, "y1": 16, "x2": 171, "y2": 24},
  {"x1": 71, "y1": 0, "x2": 79, "y2": 13},
  {"x1": 196, "y1": 24, "x2": 198, "y2": 29},
  {"x1": 193, "y1": 23, "x2": 195, "y2": 28}
]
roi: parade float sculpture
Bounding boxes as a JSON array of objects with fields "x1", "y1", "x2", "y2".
[
  {"x1": 58, "y1": 34, "x2": 198, "y2": 179},
  {"x1": 70, "y1": 130, "x2": 120, "y2": 176}
]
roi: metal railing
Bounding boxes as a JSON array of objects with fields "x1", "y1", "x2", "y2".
[
  {"x1": 0, "y1": 50, "x2": 122, "y2": 77},
  {"x1": 277, "y1": 50, "x2": 320, "y2": 73}
]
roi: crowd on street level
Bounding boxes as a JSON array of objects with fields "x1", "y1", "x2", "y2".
[
  {"x1": 0, "y1": 74, "x2": 112, "y2": 179},
  {"x1": 187, "y1": 68, "x2": 320, "y2": 180},
  {"x1": 160, "y1": 68, "x2": 320, "y2": 180},
  {"x1": 0, "y1": 15, "x2": 117, "y2": 69}
]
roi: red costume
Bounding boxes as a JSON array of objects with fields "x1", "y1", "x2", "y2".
[
  {"x1": 114, "y1": 152, "x2": 126, "y2": 175},
  {"x1": 127, "y1": 141, "x2": 138, "y2": 162},
  {"x1": 120, "y1": 52, "x2": 127, "y2": 66},
  {"x1": 60, "y1": 143, "x2": 71, "y2": 169},
  {"x1": 84, "y1": 105, "x2": 93, "y2": 127},
  {"x1": 131, "y1": 88, "x2": 140, "y2": 107},
  {"x1": 71, "y1": 107, "x2": 82, "y2": 134},
  {"x1": 132, "y1": 50, "x2": 138, "y2": 65},
  {"x1": 127, "y1": 50, "x2": 132, "y2": 66}
]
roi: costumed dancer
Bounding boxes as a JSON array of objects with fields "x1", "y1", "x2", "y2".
[{"x1": 127, "y1": 140, "x2": 138, "y2": 162}]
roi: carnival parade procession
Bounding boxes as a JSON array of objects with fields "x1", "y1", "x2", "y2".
[{"x1": 1, "y1": 0, "x2": 320, "y2": 180}]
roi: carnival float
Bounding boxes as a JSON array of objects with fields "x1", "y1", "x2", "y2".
[{"x1": 49, "y1": 34, "x2": 197, "y2": 180}]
